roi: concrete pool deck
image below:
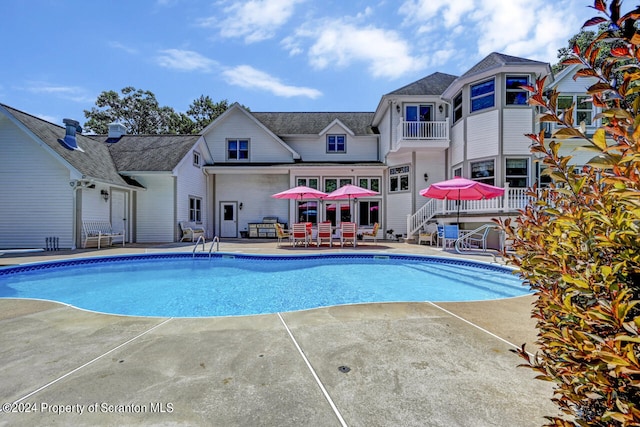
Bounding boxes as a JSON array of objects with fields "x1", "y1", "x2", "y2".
[{"x1": 0, "y1": 240, "x2": 560, "y2": 426}]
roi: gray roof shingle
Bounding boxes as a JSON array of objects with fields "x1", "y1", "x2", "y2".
[
  {"x1": 460, "y1": 52, "x2": 548, "y2": 79},
  {"x1": 386, "y1": 72, "x2": 458, "y2": 96},
  {"x1": 96, "y1": 135, "x2": 201, "y2": 172},
  {"x1": 252, "y1": 112, "x2": 376, "y2": 135},
  {"x1": 1, "y1": 104, "x2": 135, "y2": 187}
]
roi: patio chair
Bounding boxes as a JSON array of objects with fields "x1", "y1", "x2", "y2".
[
  {"x1": 340, "y1": 222, "x2": 357, "y2": 247},
  {"x1": 361, "y1": 222, "x2": 379, "y2": 243},
  {"x1": 292, "y1": 223, "x2": 309, "y2": 247},
  {"x1": 418, "y1": 223, "x2": 438, "y2": 245},
  {"x1": 442, "y1": 224, "x2": 459, "y2": 249},
  {"x1": 317, "y1": 222, "x2": 333, "y2": 247},
  {"x1": 463, "y1": 226, "x2": 492, "y2": 251},
  {"x1": 274, "y1": 223, "x2": 291, "y2": 248}
]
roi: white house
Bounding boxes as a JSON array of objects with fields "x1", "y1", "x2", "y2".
[{"x1": 0, "y1": 52, "x2": 600, "y2": 249}]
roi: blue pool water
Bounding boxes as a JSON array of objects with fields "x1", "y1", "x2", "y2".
[{"x1": 0, "y1": 253, "x2": 527, "y2": 317}]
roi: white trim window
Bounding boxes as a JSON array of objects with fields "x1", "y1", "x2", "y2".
[
  {"x1": 453, "y1": 92, "x2": 463, "y2": 123},
  {"x1": 506, "y1": 76, "x2": 528, "y2": 105},
  {"x1": 189, "y1": 196, "x2": 202, "y2": 223},
  {"x1": 324, "y1": 177, "x2": 352, "y2": 193},
  {"x1": 227, "y1": 139, "x2": 249, "y2": 160},
  {"x1": 470, "y1": 79, "x2": 495, "y2": 112},
  {"x1": 505, "y1": 158, "x2": 528, "y2": 188},
  {"x1": 470, "y1": 159, "x2": 495, "y2": 185},
  {"x1": 358, "y1": 200, "x2": 379, "y2": 226},
  {"x1": 558, "y1": 95, "x2": 594, "y2": 127},
  {"x1": 193, "y1": 151, "x2": 201, "y2": 167},
  {"x1": 358, "y1": 177, "x2": 380, "y2": 192},
  {"x1": 389, "y1": 165, "x2": 410, "y2": 193},
  {"x1": 296, "y1": 177, "x2": 319, "y2": 189},
  {"x1": 327, "y1": 135, "x2": 346, "y2": 153}
]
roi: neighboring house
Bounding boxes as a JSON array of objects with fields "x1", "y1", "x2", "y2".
[{"x1": 0, "y1": 52, "x2": 599, "y2": 250}]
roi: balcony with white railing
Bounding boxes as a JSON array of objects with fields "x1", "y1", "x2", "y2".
[
  {"x1": 392, "y1": 119, "x2": 450, "y2": 152},
  {"x1": 406, "y1": 186, "x2": 542, "y2": 238}
]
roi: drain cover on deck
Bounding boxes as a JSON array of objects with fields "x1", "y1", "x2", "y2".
[{"x1": 338, "y1": 365, "x2": 351, "y2": 373}]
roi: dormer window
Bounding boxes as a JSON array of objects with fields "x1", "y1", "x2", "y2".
[
  {"x1": 327, "y1": 135, "x2": 346, "y2": 153},
  {"x1": 470, "y1": 79, "x2": 495, "y2": 112}
]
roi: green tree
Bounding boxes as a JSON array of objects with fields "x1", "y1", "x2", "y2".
[
  {"x1": 83, "y1": 88, "x2": 232, "y2": 135},
  {"x1": 501, "y1": 1, "x2": 640, "y2": 425},
  {"x1": 187, "y1": 96, "x2": 230, "y2": 133},
  {"x1": 83, "y1": 87, "x2": 180, "y2": 135}
]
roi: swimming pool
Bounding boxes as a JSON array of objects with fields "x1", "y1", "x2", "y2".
[{"x1": 0, "y1": 253, "x2": 527, "y2": 317}]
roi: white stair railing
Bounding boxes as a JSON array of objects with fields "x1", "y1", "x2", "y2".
[{"x1": 407, "y1": 198, "x2": 441, "y2": 237}]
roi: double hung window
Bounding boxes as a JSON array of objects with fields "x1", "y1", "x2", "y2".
[
  {"x1": 227, "y1": 139, "x2": 249, "y2": 160},
  {"x1": 470, "y1": 79, "x2": 495, "y2": 112}
]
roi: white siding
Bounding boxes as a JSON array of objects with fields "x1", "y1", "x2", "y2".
[
  {"x1": 286, "y1": 133, "x2": 378, "y2": 162},
  {"x1": 80, "y1": 186, "x2": 112, "y2": 221},
  {"x1": 175, "y1": 141, "x2": 208, "y2": 239},
  {"x1": 556, "y1": 76, "x2": 597, "y2": 93},
  {"x1": 203, "y1": 110, "x2": 294, "y2": 163},
  {"x1": 503, "y1": 109, "x2": 534, "y2": 155},
  {"x1": 450, "y1": 121, "x2": 465, "y2": 165},
  {"x1": 215, "y1": 174, "x2": 289, "y2": 236},
  {"x1": 377, "y1": 108, "x2": 392, "y2": 158},
  {"x1": 134, "y1": 175, "x2": 175, "y2": 243},
  {"x1": 0, "y1": 117, "x2": 74, "y2": 248},
  {"x1": 467, "y1": 110, "x2": 499, "y2": 159}
]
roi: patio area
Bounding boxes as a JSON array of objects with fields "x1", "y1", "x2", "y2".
[{"x1": 0, "y1": 240, "x2": 560, "y2": 426}]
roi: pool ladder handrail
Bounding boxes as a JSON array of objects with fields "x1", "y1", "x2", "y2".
[
  {"x1": 192, "y1": 235, "x2": 206, "y2": 257},
  {"x1": 208, "y1": 236, "x2": 219, "y2": 257}
]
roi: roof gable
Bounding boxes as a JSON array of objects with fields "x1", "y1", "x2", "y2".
[
  {"x1": 202, "y1": 104, "x2": 301, "y2": 160},
  {"x1": 318, "y1": 118, "x2": 356, "y2": 136},
  {"x1": 0, "y1": 104, "x2": 135, "y2": 188}
]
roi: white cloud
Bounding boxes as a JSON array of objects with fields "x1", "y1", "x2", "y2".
[
  {"x1": 399, "y1": 0, "x2": 593, "y2": 66},
  {"x1": 108, "y1": 41, "x2": 138, "y2": 55},
  {"x1": 222, "y1": 65, "x2": 322, "y2": 98},
  {"x1": 156, "y1": 49, "x2": 217, "y2": 72},
  {"x1": 286, "y1": 21, "x2": 424, "y2": 79},
  {"x1": 24, "y1": 82, "x2": 93, "y2": 103},
  {"x1": 203, "y1": 0, "x2": 305, "y2": 43}
]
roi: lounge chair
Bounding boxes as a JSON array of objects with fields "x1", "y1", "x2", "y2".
[
  {"x1": 274, "y1": 223, "x2": 291, "y2": 247},
  {"x1": 317, "y1": 222, "x2": 333, "y2": 247},
  {"x1": 418, "y1": 223, "x2": 438, "y2": 245},
  {"x1": 340, "y1": 222, "x2": 357, "y2": 247},
  {"x1": 463, "y1": 226, "x2": 492, "y2": 251},
  {"x1": 361, "y1": 222, "x2": 379, "y2": 243},
  {"x1": 292, "y1": 223, "x2": 309, "y2": 247}
]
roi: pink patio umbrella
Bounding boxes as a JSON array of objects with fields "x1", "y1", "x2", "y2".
[
  {"x1": 419, "y1": 176, "x2": 504, "y2": 223},
  {"x1": 271, "y1": 185, "x2": 328, "y2": 222},
  {"x1": 325, "y1": 184, "x2": 380, "y2": 222}
]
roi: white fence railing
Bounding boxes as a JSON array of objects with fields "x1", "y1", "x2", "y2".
[
  {"x1": 397, "y1": 120, "x2": 449, "y2": 140},
  {"x1": 406, "y1": 186, "x2": 541, "y2": 237}
]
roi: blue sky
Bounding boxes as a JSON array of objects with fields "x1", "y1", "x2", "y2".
[{"x1": 1, "y1": 0, "x2": 595, "y2": 128}]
